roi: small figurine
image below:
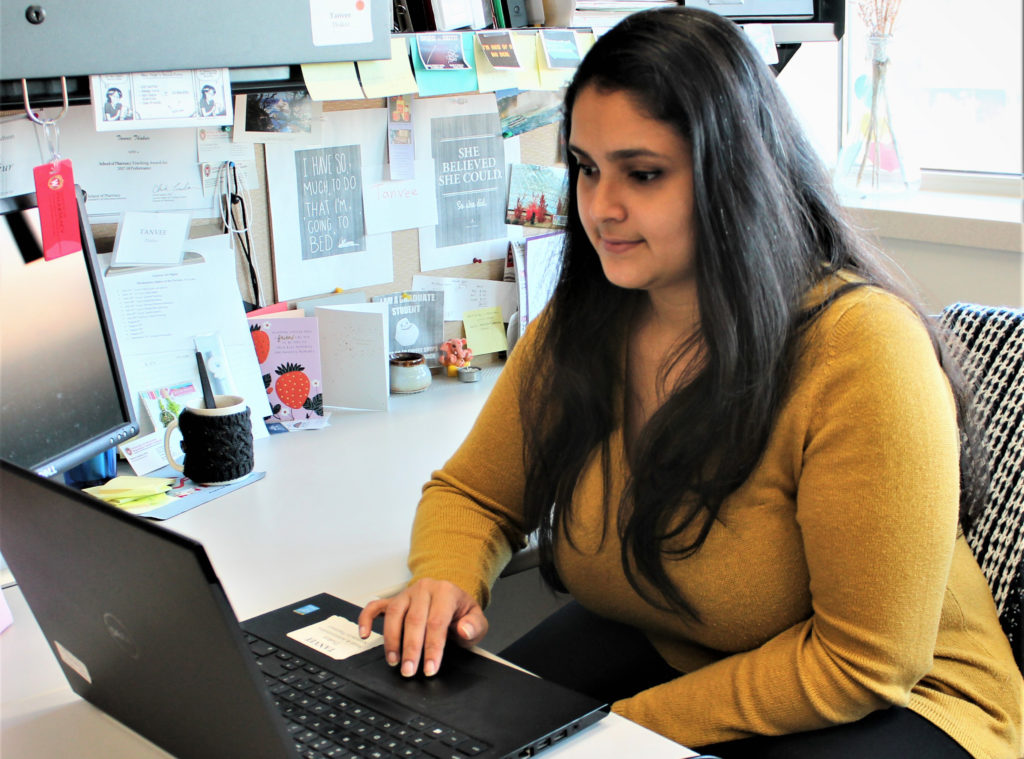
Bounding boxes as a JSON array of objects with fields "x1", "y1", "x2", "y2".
[{"x1": 438, "y1": 338, "x2": 473, "y2": 377}]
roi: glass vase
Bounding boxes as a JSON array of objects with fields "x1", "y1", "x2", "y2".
[{"x1": 836, "y1": 35, "x2": 921, "y2": 195}]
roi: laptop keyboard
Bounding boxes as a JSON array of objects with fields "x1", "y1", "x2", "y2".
[{"x1": 245, "y1": 634, "x2": 491, "y2": 759}]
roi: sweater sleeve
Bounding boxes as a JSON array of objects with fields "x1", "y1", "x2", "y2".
[
  {"x1": 405, "y1": 321, "x2": 539, "y2": 607},
  {"x1": 613, "y1": 293, "x2": 963, "y2": 747}
]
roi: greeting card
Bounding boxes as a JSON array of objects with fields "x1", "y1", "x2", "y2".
[{"x1": 248, "y1": 316, "x2": 324, "y2": 422}]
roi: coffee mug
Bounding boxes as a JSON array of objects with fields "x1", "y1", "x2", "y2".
[{"x1": 163, "y1": 394, "x2": 254, "y2": 485}]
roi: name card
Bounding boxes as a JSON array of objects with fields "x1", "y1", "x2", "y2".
[
  {"x1": 111, "y1": 211, "x2": 191, "y2": 268},
  {"x1": 362, "y1": 159, "x2": 439, "y2": 234}
]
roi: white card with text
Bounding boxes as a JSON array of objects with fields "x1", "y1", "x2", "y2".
[{"x1": 111, "y1": 211, "x2": 191, "y2": 268}]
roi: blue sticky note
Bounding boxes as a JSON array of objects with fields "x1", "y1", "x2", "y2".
[
  {"x1": 293, "y1": 604, "x2": 320, "y2": 615},
  {"x1": 410, "y1": 33, "x2": 479, "y2": 97}
]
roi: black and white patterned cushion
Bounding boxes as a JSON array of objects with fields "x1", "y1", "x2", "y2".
[{"x1": 939, "y1": 303, "x2": 1024, "y2": 672}]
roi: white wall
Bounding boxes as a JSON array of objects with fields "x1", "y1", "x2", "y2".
[
  {"x1": 843, "y1": 189, "x2": 1023, "y2": 313},
  {"x1": 876, "y1": 237, "x2": 1023, "y2": 313}
]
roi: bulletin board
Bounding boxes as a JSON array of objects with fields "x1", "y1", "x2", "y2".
[
  {"x1": 2, "y1": 48, "x2": 568, "y2": 357},
  {"x1": 75, "y1": 101, "x2": 564, "y2": 343}
]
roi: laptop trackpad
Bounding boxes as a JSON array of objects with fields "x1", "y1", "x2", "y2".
[
  {"x1": 351, "y1": 646, "x2": 494, "y2": 719},
  {"x1": 355, "y1": 645, "x2": 484, "y2": 691}
]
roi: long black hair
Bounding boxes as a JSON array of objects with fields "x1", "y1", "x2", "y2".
[{"x1": 516, "y1": 6, "x2": 983, "y2": 617}]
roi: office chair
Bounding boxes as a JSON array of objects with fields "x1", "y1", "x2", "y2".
[{"x1": 939, "y1": 303, "x2": 1024, "y2": 672}]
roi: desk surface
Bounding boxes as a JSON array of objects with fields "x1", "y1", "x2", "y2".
[{"x1": 1, "y1": 366, "x2": 694, "y2": 759}]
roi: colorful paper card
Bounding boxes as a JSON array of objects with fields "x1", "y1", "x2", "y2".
[
  {"x1": 139, "y1": 381, "x2": 203, "y2": 430},
  {"x1": 248, "y1": 315, "x2": 325, "y2": 423}
]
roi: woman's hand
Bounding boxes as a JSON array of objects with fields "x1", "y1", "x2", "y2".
[{"x1": 357, "y1": 578, "x2": 488, "y2": 678}]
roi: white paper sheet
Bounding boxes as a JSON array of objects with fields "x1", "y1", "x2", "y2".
[
  {"x1": 309, "y1": 0, "x2": 375, "y2": 46},
  {"x1": 197, "y1": 127, "x2": 259, "y2": 195},
  {"x1": 0, "y1": 105, "x2": 214, "y2": 220},
  {"x1": 316, "y1": 303, "x2": 390, "y2": 411},
  {"x1": 361, "y1": 159, "x2": 439, "y2": 234},
  {"x1": 100, "y1": 235, "x2": 271, "y2": 465},
  {"x1": 411, "y1": 274, "x2": 517, "y2": 322},
  {"x1": 265, "y1": 108, "x2": 394, "y2": 300}
]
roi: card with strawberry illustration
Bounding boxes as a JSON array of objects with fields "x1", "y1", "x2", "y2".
[{"x1": 247, "y1": 315, "x2": 324, "y2": 423}]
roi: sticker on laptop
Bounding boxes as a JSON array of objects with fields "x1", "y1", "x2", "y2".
[
  {"x1": 54, "y1": 639, "x2": 92, "y2": 683},
  {"x1": 287, "y1": 615, "x2": 383, "y2": 660}
]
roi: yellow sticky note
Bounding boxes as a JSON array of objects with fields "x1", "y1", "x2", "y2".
[
  {"x1": 536, "y1": 33, "x2": 578, "y2": 91},
  {"x1": 301, "y1": 62, "x2": 366, "y2": 101},
  {"x1": 512, "y1": 33, "x2": 543, "y2": 92},
  {"x1": 577, "y1": 32, "x2": 596, "y2": 55},
  {"x1": 113, "y1": 492, "x2": 176, "y2": 512},
  {"x1": 358, "y1": 37, "x2": 420, "y2": 99},
  {"x1": 475, "y1": 35, "x2": 521, "y2": 94},
  {"x1": 463, "y1": 307, "x2": 508, "y2": 355},
  {"x1": 84, "y1": 476, "x2": 173, "y2": 502}
]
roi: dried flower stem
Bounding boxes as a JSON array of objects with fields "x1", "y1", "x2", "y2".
[{"x1": 857, "y1": 0, "x2": 902, "y2": 36}]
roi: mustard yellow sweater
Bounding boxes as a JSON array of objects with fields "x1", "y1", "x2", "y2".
[{"x1": 408, "y1": 284, "x2": 1023, "y2": 758}]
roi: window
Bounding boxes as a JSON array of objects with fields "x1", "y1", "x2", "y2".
[
  {"x1": 842, "y1": 0, "x2": 1022, "y2": 176},
  {"x1": 777, "y1": 2, "x2": 1022, "y2": 178}
]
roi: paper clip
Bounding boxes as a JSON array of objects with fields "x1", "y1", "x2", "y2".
[{"x1": 22, "y1": 77, "x2": 69, "y2": 162}]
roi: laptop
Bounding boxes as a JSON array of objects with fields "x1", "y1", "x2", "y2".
[{"x1": 0, "y1": 460, "x2": 608, "y2": 759}]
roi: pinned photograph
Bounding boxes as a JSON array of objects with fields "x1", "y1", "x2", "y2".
[
  {"x1": 540, "y1": 29, "x2": 582, "y2": 69},
  {"x1": 497, "y1": 89, "x2": 564, "y2": 139},
  {"x1": 417, "y1": 33, "x2": 470, "y2": 70},
  {"x1": 233, "y1": 91, "x2": 323, "y2": 144},
  {"x1": 197, "y1": 81, "x2": 227, "y2": 117},
  {"x1": 478, "y1": 31, "x2": 521, "y2": 69},
  {"x1": 505, "y1": 163, "x2": 569, "y2": 229},
  {"x1": 246, "y1": 91, "x2": 315, "y2": 134},
  {"x1": 101, "y1": 83, "x2": 132, "y2": 122}
]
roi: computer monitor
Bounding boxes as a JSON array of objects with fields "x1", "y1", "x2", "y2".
[{"x1": 0, "y1": 187, "x2": 139, "y2": 477}]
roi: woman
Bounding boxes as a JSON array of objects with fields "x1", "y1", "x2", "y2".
[
  {"x1": 359, "y1": 7, "x2": 1022, "y2": 758},
  {"x1": 198, "y1": 85, "x2": 219, "y2": 117},
  {"x1": 103, "y1": 87, "x2": 124, "y2": 121}
]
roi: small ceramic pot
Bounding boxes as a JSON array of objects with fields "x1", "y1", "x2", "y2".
[{"x1": 389, "y1": 352, "x2": 432, "y2": 394}]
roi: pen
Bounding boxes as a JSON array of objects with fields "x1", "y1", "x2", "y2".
[{"x1": 195, "y1": 350, "x2": 216, "y2": 409}]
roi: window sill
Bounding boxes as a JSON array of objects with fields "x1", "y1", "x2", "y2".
[{"x1": 838, "y1": 175, "x2": 1023, "y2": 254}]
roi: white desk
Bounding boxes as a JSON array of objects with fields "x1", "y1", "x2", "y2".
[{"x1": 1, "y1": 366, "x2": 694, "y2": 759}]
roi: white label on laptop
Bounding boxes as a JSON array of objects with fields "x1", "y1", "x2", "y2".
[
  {"x1": 287, "y1": 616, "x2": 383, "y2": 660},
  {"x1": 54, "y1": 640, "x2": 93, "y2": 684}
]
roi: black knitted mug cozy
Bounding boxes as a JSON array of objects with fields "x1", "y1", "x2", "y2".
[{"x1": 177, "y1": 406, "x2": 253, "y2": 484}]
